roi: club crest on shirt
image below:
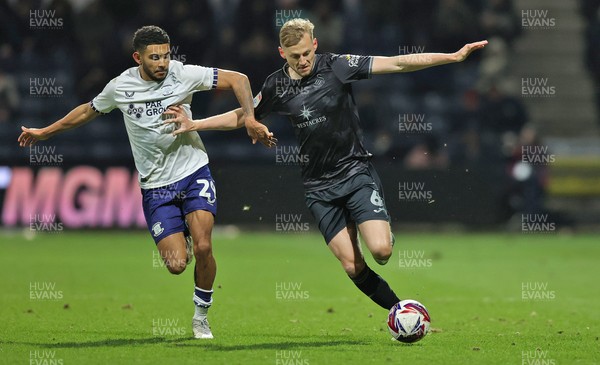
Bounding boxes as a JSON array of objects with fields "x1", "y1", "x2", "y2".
[
  {"x1": 314, "y1": 74, "x2": 325, "y2": 87},
  {"x1": 161, "y1": 84, "x2": 174, "y2": 96}
]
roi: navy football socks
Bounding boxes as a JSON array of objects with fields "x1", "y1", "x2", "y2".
[{"x1": 351, "y1": 265, "x2": 400, "y2": 310}]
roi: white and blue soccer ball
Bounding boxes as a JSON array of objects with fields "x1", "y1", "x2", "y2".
[{"x1": 387, "y1": 299, "x2": 431, "y2": 343}]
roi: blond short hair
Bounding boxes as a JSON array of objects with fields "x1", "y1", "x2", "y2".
[{"x1": 279, "y1": 18, "x2": 314, "y2": 47}]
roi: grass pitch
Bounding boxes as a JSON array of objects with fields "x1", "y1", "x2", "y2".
[{"x1": 0, "y1": 230, "x2": 598, "y2": 364}]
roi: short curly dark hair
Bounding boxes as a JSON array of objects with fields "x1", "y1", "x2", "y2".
[{"x1": 132, "y1": 25, "x2": 170, "y2": 52}]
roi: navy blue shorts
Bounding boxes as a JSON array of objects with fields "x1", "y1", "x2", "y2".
[
  {"x1": 141, "y1": 165, "x2": 217, "y2": 244},
  {"x1": 305, "y1": 164, "x2": 390, "y2": 244}
]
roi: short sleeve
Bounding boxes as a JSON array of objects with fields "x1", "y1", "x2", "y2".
[
  {"x1": 254, "y1": 80, "x2": 276, "y2": 120},
  {"x1": 91, "y1": 78, "x2": 118, "y2": 114},
  {"x1": 183, "y1": 65, "x2": 218, "y2": 91},
  {"x1": 330, "y1": 54, "x2": 373, "y2": 84}
]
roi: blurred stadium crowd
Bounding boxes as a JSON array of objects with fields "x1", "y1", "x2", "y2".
[
  {"x1": 0, "y1": 0, "x2": 593, "y2": 180},
  {"x1": 582, "y1": 0, "x2": 600, "y2": 121}
]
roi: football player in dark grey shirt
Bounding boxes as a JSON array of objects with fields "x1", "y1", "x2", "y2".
[{"x1": 164, "y1": 18, "x2": 486, "y2": 311}]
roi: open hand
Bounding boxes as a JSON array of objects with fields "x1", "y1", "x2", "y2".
[
  {"x1": 18, "y1": 126, "x2": 48, "y2": 147},
  {"x1": 454, "y1": 40, "x2": 488, "y2": 62},
  {"x1": 163, "y1": 105, "x2": 195, "y2": 136},
  {"x1": 245, "y1": 117, "x2": 277, "y2": 148}
]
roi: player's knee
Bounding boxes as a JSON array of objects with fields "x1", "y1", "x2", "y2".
[
  {"x1": 371, "y1": 241, "x2": 393, "y2": 261},
  {"x1": 193, "y1": 240, "x2": 213, "y2": 258},
  {"x1": 165, "y1": 260, "x2": 187, "y2": 275}
]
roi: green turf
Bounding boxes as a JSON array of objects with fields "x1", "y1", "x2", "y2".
[{"x1": 0, "y1": 230, "x2": 598, "y2": 364}]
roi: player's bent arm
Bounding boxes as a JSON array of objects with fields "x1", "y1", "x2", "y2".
[
  {"x1": 215, "y1": 70, "x2": 255, "y2": 120},
  {"x1": 18, "y1": 102, "x2": 99, "y2": 146},
  {"x1": 371, "y1": 40, "x2": 488, "y2": 74},
  {"x1": 215, "y1": 69, "x2": 274, "y2": 145},
  {"x1": 163, "y1": 106, "x2": 244, "y2": 135}
]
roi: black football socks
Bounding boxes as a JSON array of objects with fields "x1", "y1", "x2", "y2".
[{"x1": 351, "y1": 265, "x2": 400, "y2": 309}]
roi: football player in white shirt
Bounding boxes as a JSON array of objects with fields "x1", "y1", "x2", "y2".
[{"x1": 18, "y1": 25, "x2": 276, "y2": 339}]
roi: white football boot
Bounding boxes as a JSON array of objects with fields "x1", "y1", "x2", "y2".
[
  {"x1": 192, "y1": 315, "x2": 213, "y2": 339},
  {"x1": 192, "y1": 305, "x2": 213, "y2": 339}
]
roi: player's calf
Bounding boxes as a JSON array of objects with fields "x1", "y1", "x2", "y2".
[{"x1": 340, "y1": 256, "x2": 366, "y2": 278}]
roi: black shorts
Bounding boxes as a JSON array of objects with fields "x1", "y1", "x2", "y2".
[{"x1": 305, "y1": 164, "x2": 390, "y2": 244}]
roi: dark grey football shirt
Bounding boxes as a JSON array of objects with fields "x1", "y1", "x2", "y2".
[{"x1": 255, "y1": 53, "x2": 374, "y2": 192}]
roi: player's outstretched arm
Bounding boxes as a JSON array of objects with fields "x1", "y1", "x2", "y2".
[
  {"x1": 164, "y1": 106, "x2": 243, "y2": 132},
  {"x1": 371, "y1": 40, "x2": 488, "y2": 74},
  {"x1": 216, "y1": 69, "x2": 274, "y2": 146},
  {"x1": 162, "y1": 106, "x2": 277, "y2": 146},
  {"x1": 18, "y1": 102, "x2": 99, "y2": 147}
]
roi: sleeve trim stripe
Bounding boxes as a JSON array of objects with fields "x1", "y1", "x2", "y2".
[
  {"x1": 89, "y1": 101, "x2": 105, "y2": 115},
  {"x1": 367, "y1": 56, "x2": 374, "y2": 79},
  {"x1": 211, "y1": 68, "x2": 218, "y2": 89}
]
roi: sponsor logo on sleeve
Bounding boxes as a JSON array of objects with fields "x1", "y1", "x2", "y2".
[{"x1": 253, "y1": 92, "x2": 262, "y2": 107}]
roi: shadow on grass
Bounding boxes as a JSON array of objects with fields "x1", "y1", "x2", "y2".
[
  {"x1": 1, "y1": 337, "x2": 365, "y2": 351},
  {"x1": 173, "y1": 339, "x2": 365, "y2": 350}
]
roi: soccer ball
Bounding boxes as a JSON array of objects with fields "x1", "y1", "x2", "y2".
[{"x1": 387, "y1": 299, "x2": 431, "y2": 343}]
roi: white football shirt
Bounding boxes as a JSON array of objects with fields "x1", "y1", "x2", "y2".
[{"x1": 91, "y1": 60, "x2": 217, "y2": 189}]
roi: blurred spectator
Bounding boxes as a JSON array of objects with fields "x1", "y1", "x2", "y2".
[
  {"x1": 505, "y1": 124, "x2": 549, "y2": 215},
  {"x1": 581, "y1": 0, "x2": 600, "y2": 123},
  {"x1": 480, "y1": 0, "x2": 521, "y2": 46},
  {"x1": 480, "y1": 84, "x2": 528, "y2": 134},
  {"x1": 0, "y1": 68, "x2": 20, "y2": 123},
  {"x1": 310, "y1": 1, "x2": 343, "y2": 52},
  {"x1": 432, "y1": 0, "x2": 481, "y2": 52},
  {"x1": 404, "y1": 135, "x2": 449, "y2": 170}
]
